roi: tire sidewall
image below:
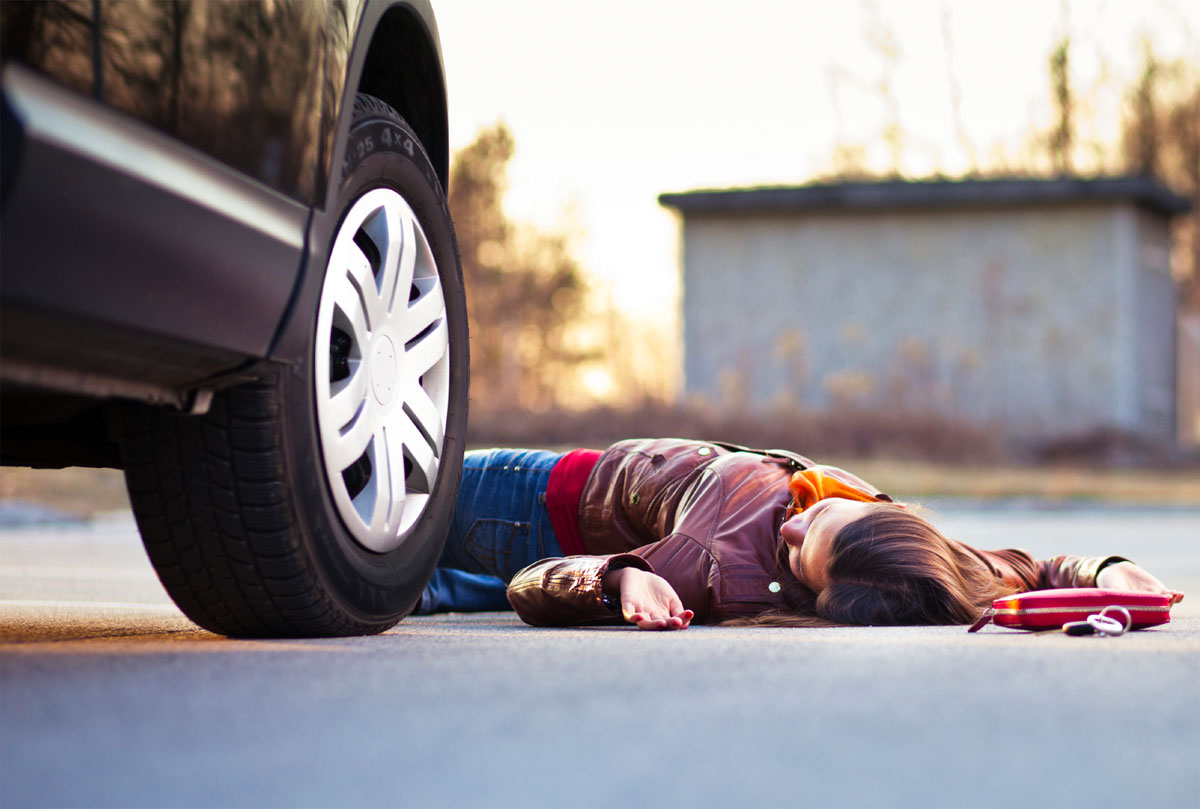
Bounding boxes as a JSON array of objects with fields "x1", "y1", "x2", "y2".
[{"x1": 277, "y1": 110, "x2": 468, "y2": 621}]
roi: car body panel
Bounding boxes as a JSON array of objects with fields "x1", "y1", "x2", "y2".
[
  {"x1": 2, "y1": 64, "x2": 309, "y2": 362},
  {"x1": 1, "y1": 0, "x2": 325, "y2": 204},
  {"x1": 0, "y1": 0, "x2": 452, "y2": 469},
  {"x1": 0, "y1": 0, "x2": 449, "y2": 206}
]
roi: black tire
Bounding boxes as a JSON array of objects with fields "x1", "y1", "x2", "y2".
[{"x1": 119, "y1": 95, "x2": 469, "y2": 637}]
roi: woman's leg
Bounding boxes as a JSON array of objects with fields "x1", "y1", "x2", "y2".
[
  {"x1": 416, "y1": 448, "x2": 565, "y2": 612},
  {"x1": 416, "y1": 568, "x2": 512, "y2": 613}
]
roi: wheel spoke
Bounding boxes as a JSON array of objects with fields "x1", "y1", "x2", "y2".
[
  {"x1": 396, "y1": 210, "x2": 417, "y2": 307},
  {"x1": 375, "y1": 205, "x2": 399, "y2": 316},
  {"x1": 329, "y1": 410, "x2": 374, "y2": 472},
  {"x1": 380, "y1": 425, "x2": 408, "y2": 529},
  {"x1": 368, "y1": 427, "x2": 393, "y2": 536},
  {"x1": 398, "y1": 276, "x2": 444, "y2": 343},
  {"x1": 405, "y1": 317, "x2": 448, "y2": 377},
  {"x1": 384, "y1": 204, "x2": 417, "y2": 316},
  {"x1": 400, "y1": 380, "x2": 444, "y2": 450},
  {"x1": 327, "y1": 366, "x2": 367, "y2": 430},
  {"x1": 395, "y1": 411, "x2": 439, "y2": 493},
  {"x1": 331, "y1": 273, "x2": 370, "y2": 349},
  {"x1": 347, "y1": 244, "x2": 386, "y2": 332}
]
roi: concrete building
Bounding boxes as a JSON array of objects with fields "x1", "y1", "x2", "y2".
[{"x1": 659, "y1": 177, "x2": 1192, "y2": 445}]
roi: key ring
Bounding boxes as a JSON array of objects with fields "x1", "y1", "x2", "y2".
[{"x1": 1086, "y1": 605, "x2": 1132, "y2": 637}]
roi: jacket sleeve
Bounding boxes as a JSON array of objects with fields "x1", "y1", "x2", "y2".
[
  {"x1": 972, "y1": 547, "x2": 1131, "y2": 591},
  {"x1": 506, "y1": 553, "x2": 653, "y2": 627},
  {"x1": 1035, "y1": 554, "x2": 1131, "y2": 589}
]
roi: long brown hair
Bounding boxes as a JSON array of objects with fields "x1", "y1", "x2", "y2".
[{"x1": 727, "y1": 505, "x2": 1012, "y2": 627}]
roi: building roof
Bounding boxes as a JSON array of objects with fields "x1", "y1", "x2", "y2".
[{"x1": 658, "y1": 176, "x2": 1192, "y2": 217}]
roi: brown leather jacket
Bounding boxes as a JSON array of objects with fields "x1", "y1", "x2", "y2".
[{"x1": 506, "y1": 439, "x2": 1125, "y2": 626}]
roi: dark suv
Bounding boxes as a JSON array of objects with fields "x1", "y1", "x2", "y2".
[{"x1": 0, "y1": 1, "x2": 469, "y2": 637}]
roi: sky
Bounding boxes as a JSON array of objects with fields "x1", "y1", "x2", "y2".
[{"x1": 434, "y1": 0, "x2": 1198, "y2": 329}]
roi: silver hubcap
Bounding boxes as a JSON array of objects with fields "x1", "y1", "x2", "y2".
[{"x1": 314, "y1": 188, "x2": 451, "y2": 553}]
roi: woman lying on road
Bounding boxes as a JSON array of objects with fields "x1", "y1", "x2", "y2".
[{"x1": 416, "y1": 439, "x2": 1184, "y2": 630}]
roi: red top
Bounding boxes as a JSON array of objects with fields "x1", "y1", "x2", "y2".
[{"x1": 545, "y1": 449, "x2": 602, "y2": 556}]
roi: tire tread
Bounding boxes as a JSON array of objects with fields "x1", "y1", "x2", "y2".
[{"x1": 120, "y1": 378, "x2": 383, "y2": 637}]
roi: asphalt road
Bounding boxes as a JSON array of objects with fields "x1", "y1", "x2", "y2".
[{"x1": 1, "y1": 505, "x2": 1198, "y2": 809}]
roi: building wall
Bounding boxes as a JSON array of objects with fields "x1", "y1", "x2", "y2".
[
  {"x1": 681, "y1": 202, "x2": 1168, "y2": 441},
  {"x1": 1134, "y1": 209, "x2": 1178, "y2": 442},
  {"x1": 1179, "y1": 313, "x2": 1200, "y2": 446}
]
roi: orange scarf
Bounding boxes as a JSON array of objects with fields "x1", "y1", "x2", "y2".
[{"x1": 786, "y1": 467, "x2": 881, "y2": 518}]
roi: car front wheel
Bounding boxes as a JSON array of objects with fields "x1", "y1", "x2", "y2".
[{"x1": 119, "y1": 95, "x2": 468, "y2": 637}]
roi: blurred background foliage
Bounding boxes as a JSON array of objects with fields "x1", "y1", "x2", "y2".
[
  {"x1": 449, "y1": 121, "x2": 678, "y2": 429},
  {"x1": 452, "y1": 34, "x2": 1199, "y2": 465},
  {"x1": 1117, "y1": 42, "x2": 1199, "y2": 310}
]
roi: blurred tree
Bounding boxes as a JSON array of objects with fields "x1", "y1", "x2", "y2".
[
  {"x1": 862, "y1": 0, "x2": 903, "y2": 175},
  {"x1": 1121, "y1": 45, "x2": 1200, "y2": 309},
  {"x1": 448, "y1": 122, "x2": 591, "y2": 410},
  {"x1": 1048, "y1": 36, "x2": 1073, "y2": 175},
  {"x1": 0, "y1": 0, "x2": 95, "y2": 97},
  {"x1": 1125, "y1": 40, "x2": 1162, "y2": 178},
  {"x1": 940, "y1": 6, "x2": 977, "y2": 175}
]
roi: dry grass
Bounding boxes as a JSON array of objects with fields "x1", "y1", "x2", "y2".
[
  {"x1": 1, "y1": 458, "x2": 1196, "y2": 520},
  {"x1": 818, "y1": 457, "x2": 1200, "y2": 505},
  {"x1": 0, "y1": 467, "x2": 130, "y2": 518},
  {"x1": 467, "y1": 402, "x2": 1200, "y2": 505},
  {"x1": 2, "y1": 457, "x2": 1196, "y2": 520},
  {"x1": 467, "y1": 401, "x2": 1010, "y2": 464},
  {"x1": 3, "y1": 403, "x2": 1196, "y2": 519}
]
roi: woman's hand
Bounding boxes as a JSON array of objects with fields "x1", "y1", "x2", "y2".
[
  {"x1": 1096, "y1": 561, "x2": 1185, "y2": 604},
  {"x1": 603, "y1": 567, "x2": 694, "y2": 630}
]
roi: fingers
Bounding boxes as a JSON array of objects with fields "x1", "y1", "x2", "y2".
[
  {"x1": 1150, "y1": 584, "x2": 1184, "y2": 604},
  {"x1": 626, "y1": 611, "x2": 664, "y2": 629},
  {"x1": 624, "y1": 603, "x2": 693, "y2": 630},
  {"x1": 618, "y1": 570, "x2": 692, "y2": 630},
  {"x1": 665, "y1": 593, "x2": 693, "y2": 629},
  {"x1": 626, "y1": 610, "x2": 691, "y2": 630}
]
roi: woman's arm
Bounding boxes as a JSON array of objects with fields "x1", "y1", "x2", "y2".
[
  {"x1": 1095, "y1": 561, "x2": 1185, "y2": 603},
  {"x1": 981, "y1": 548, "x2": 1185, "y2": 602},
  {"x1": 505, "y1": 554, "x2": 694, "y2": 630},
  {"x1": 1036, "y1": 554, "x2": 1129, "y2": 589},
  {"x1": 505, "y1": 554, "x2": 644, "y2": 626}
]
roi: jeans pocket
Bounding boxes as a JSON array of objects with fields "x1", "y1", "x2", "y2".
[{"x1": 463, "y1": 518, "x2": 531, "y2": 581}]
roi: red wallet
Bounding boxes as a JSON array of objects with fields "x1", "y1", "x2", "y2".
[{"x1": 968, "y1": 588, "x2": 1172, "y2": 632}]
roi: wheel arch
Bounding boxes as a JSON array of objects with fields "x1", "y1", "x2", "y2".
[
  {"x1": 271, "y1": 0, "x2": 451, "y2": 361},
  {"x1": 355, "y1": 4, "x2": 450, "y2": 193}
]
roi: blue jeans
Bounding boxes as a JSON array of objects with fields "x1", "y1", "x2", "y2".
[{"x1": 416, "y1": 448, "x2": 564, "y2": 613}]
